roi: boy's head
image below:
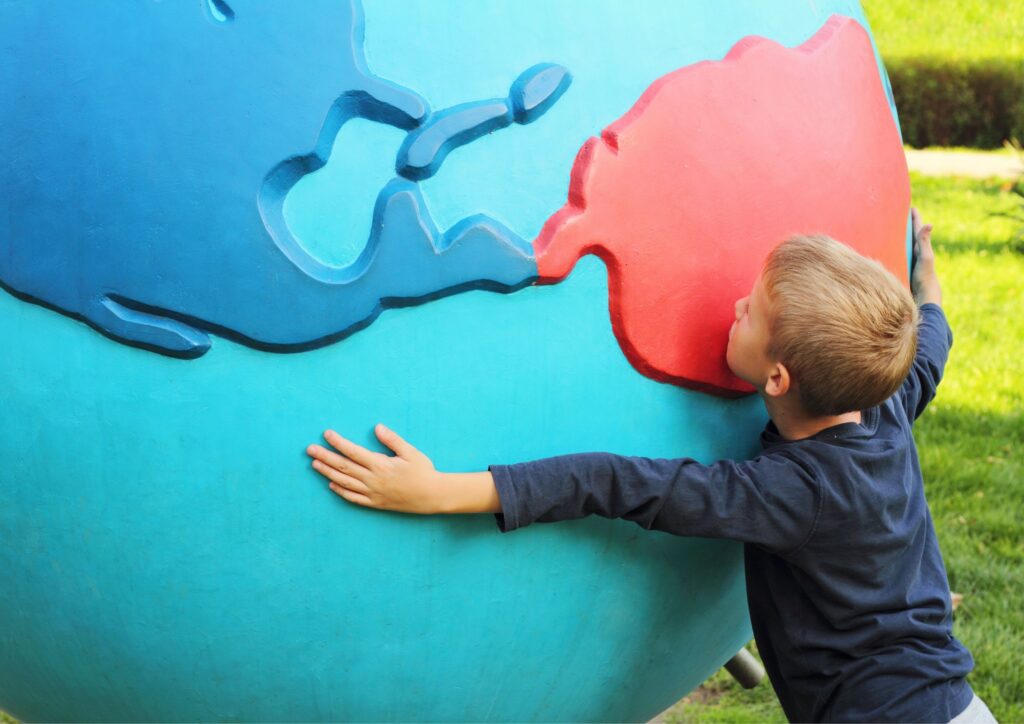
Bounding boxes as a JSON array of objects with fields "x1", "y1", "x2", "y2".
[{"x1": 726, "y1": 234, "x2": 919, "y2": 416}]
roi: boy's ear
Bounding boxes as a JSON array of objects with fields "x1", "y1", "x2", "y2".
[{"x1": 764, "y1": 361, "x2": 791, "y2": 399}]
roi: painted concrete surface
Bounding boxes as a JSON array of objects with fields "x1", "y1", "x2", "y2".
[{"x1": 0, "y1": 1, "x2": 900, "y2": 721}]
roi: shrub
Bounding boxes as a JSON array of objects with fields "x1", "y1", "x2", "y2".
[{"x1": 886, "y1": 57, "x2": 1024, "y2": 148}]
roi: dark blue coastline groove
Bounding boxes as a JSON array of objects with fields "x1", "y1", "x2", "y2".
[{"x1": 0, "y1": 0, "x2": 568, "y2": 359}]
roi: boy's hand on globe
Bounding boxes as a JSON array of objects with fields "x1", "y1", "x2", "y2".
[
  {"x1": 307, "y1": 425, "x2": 443, "y2": 513},
  {"x1": 911, "y1": 207, "x2": 942, "y2": 306},
  {"x1": 306, "y1": 425, "x2": 501, "y2": 515}
]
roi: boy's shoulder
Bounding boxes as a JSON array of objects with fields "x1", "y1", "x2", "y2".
[
  {"x1": 760, "y1": 397, "x2": 907, "y2": 453},
  {"x1": 758, "y1": 399, "x2": 915, "y2": 500}
]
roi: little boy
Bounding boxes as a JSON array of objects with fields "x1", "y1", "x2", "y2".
[{"x1": 307, "y1": 210, "x2": 992, "y2": 723}]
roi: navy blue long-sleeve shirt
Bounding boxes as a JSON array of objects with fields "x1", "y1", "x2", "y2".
[{"x1": 489, "y1": 304, "x2": 973, "y2": 723}]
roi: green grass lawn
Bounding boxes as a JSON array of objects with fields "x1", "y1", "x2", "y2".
[
  {"x1": 666, "y1": 171, "x2": 1024, "y2": 723},
  {"x1": 862, "y1": 0, "x2": 1024, "y2": 62}
]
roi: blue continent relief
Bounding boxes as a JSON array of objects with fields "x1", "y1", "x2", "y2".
[{"x1": 0, "y1": 0, "x2": 567, "y2": 358}]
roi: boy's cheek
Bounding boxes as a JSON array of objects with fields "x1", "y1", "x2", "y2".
[
  {"x1": 726, "y1": 323, "x2": 742, "y2": 359},
  {"x1": 725, "y1": 337, "x2": 739, "y2": 374},
  {"x1": 725, "y1": 338, "x2": 754, "y2": 384}
]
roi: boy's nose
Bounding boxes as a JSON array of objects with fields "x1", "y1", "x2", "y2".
[{"x1": 734, "y1": 297, "x2": 745, "y2": 320}]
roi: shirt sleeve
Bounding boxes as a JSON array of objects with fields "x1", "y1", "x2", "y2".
[
  {"x1": 898, "y1": 303, "x2": 953, "y2": 423},
  {"x1": 489, "y1": 451, "x2": 821, "y2": 554}
]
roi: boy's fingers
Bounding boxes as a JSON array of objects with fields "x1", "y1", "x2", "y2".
[
  {"x1": 322, "y1": 430, "x2": 378, "y2": 468},
  {"x1": 307, "y1": 443, "x2": 371, "y2": 479},
  {"x1": 911, "y1": 207, "x2": 923, "y2": 237},
  {"x1": 329, "y1": 482, "x2": 375, "y2": 508},
  {"x1": 918, "y1": 226, "x2": 934, "y2": 255},
  {"x1": 312, "y1": 460, "x2": 371, "y2": 495},
  {"x1": 375, "y1": 423, "x2": 416, "y2": 459}
]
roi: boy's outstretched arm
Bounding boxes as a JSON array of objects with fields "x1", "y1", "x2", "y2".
[
  {"x1": 306, "y1": 425, "x2": 500, "y2": 514},
  {"x1": 307, "y1": 427, "x2": 820, "y2": 554}
]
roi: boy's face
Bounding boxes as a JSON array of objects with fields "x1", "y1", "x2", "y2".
[{"x1": 726, "y1": 273, "x2": 777, "y2": 387}]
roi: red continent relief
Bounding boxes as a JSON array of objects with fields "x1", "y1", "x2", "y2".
[{"x1": 533, "y1": 15, "x2": 910, "y2": 397}]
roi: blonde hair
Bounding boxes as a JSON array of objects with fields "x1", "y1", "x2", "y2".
[{"x1": 761, "y1": 234, "x2": 919, "y2": 416}]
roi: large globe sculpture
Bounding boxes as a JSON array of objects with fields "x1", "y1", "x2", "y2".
[{"x1": 0, "y1": 1, "x2": 908, "y2": 721}]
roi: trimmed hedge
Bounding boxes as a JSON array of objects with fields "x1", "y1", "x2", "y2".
[{"x1": 886, "y1": 56, "x2": 1024, "y2": 148}]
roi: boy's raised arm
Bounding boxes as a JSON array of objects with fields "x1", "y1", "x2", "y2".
[
  {"x1": 899, "y1": 208, "x2": 952, "y2": 422},
  {"x1": 910, "y1": 207, "x2": 942, "y2": 308}
]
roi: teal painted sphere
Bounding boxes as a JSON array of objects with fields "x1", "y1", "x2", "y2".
[{"x1": 0, "y1": 1, "x2": 885, "y2": 720}]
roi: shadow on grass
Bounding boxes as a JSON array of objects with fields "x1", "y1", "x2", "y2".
[
  {"x1": 913, "y1": 402, "x2": 1023, "y2": 722},
  {"x1": 661, "y1": 644, "x2": 785, "y2": 724}
]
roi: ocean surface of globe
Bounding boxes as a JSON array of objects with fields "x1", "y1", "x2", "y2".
[{"x1": 0, "y1": 1, "x2": 893, "y2": 720}]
